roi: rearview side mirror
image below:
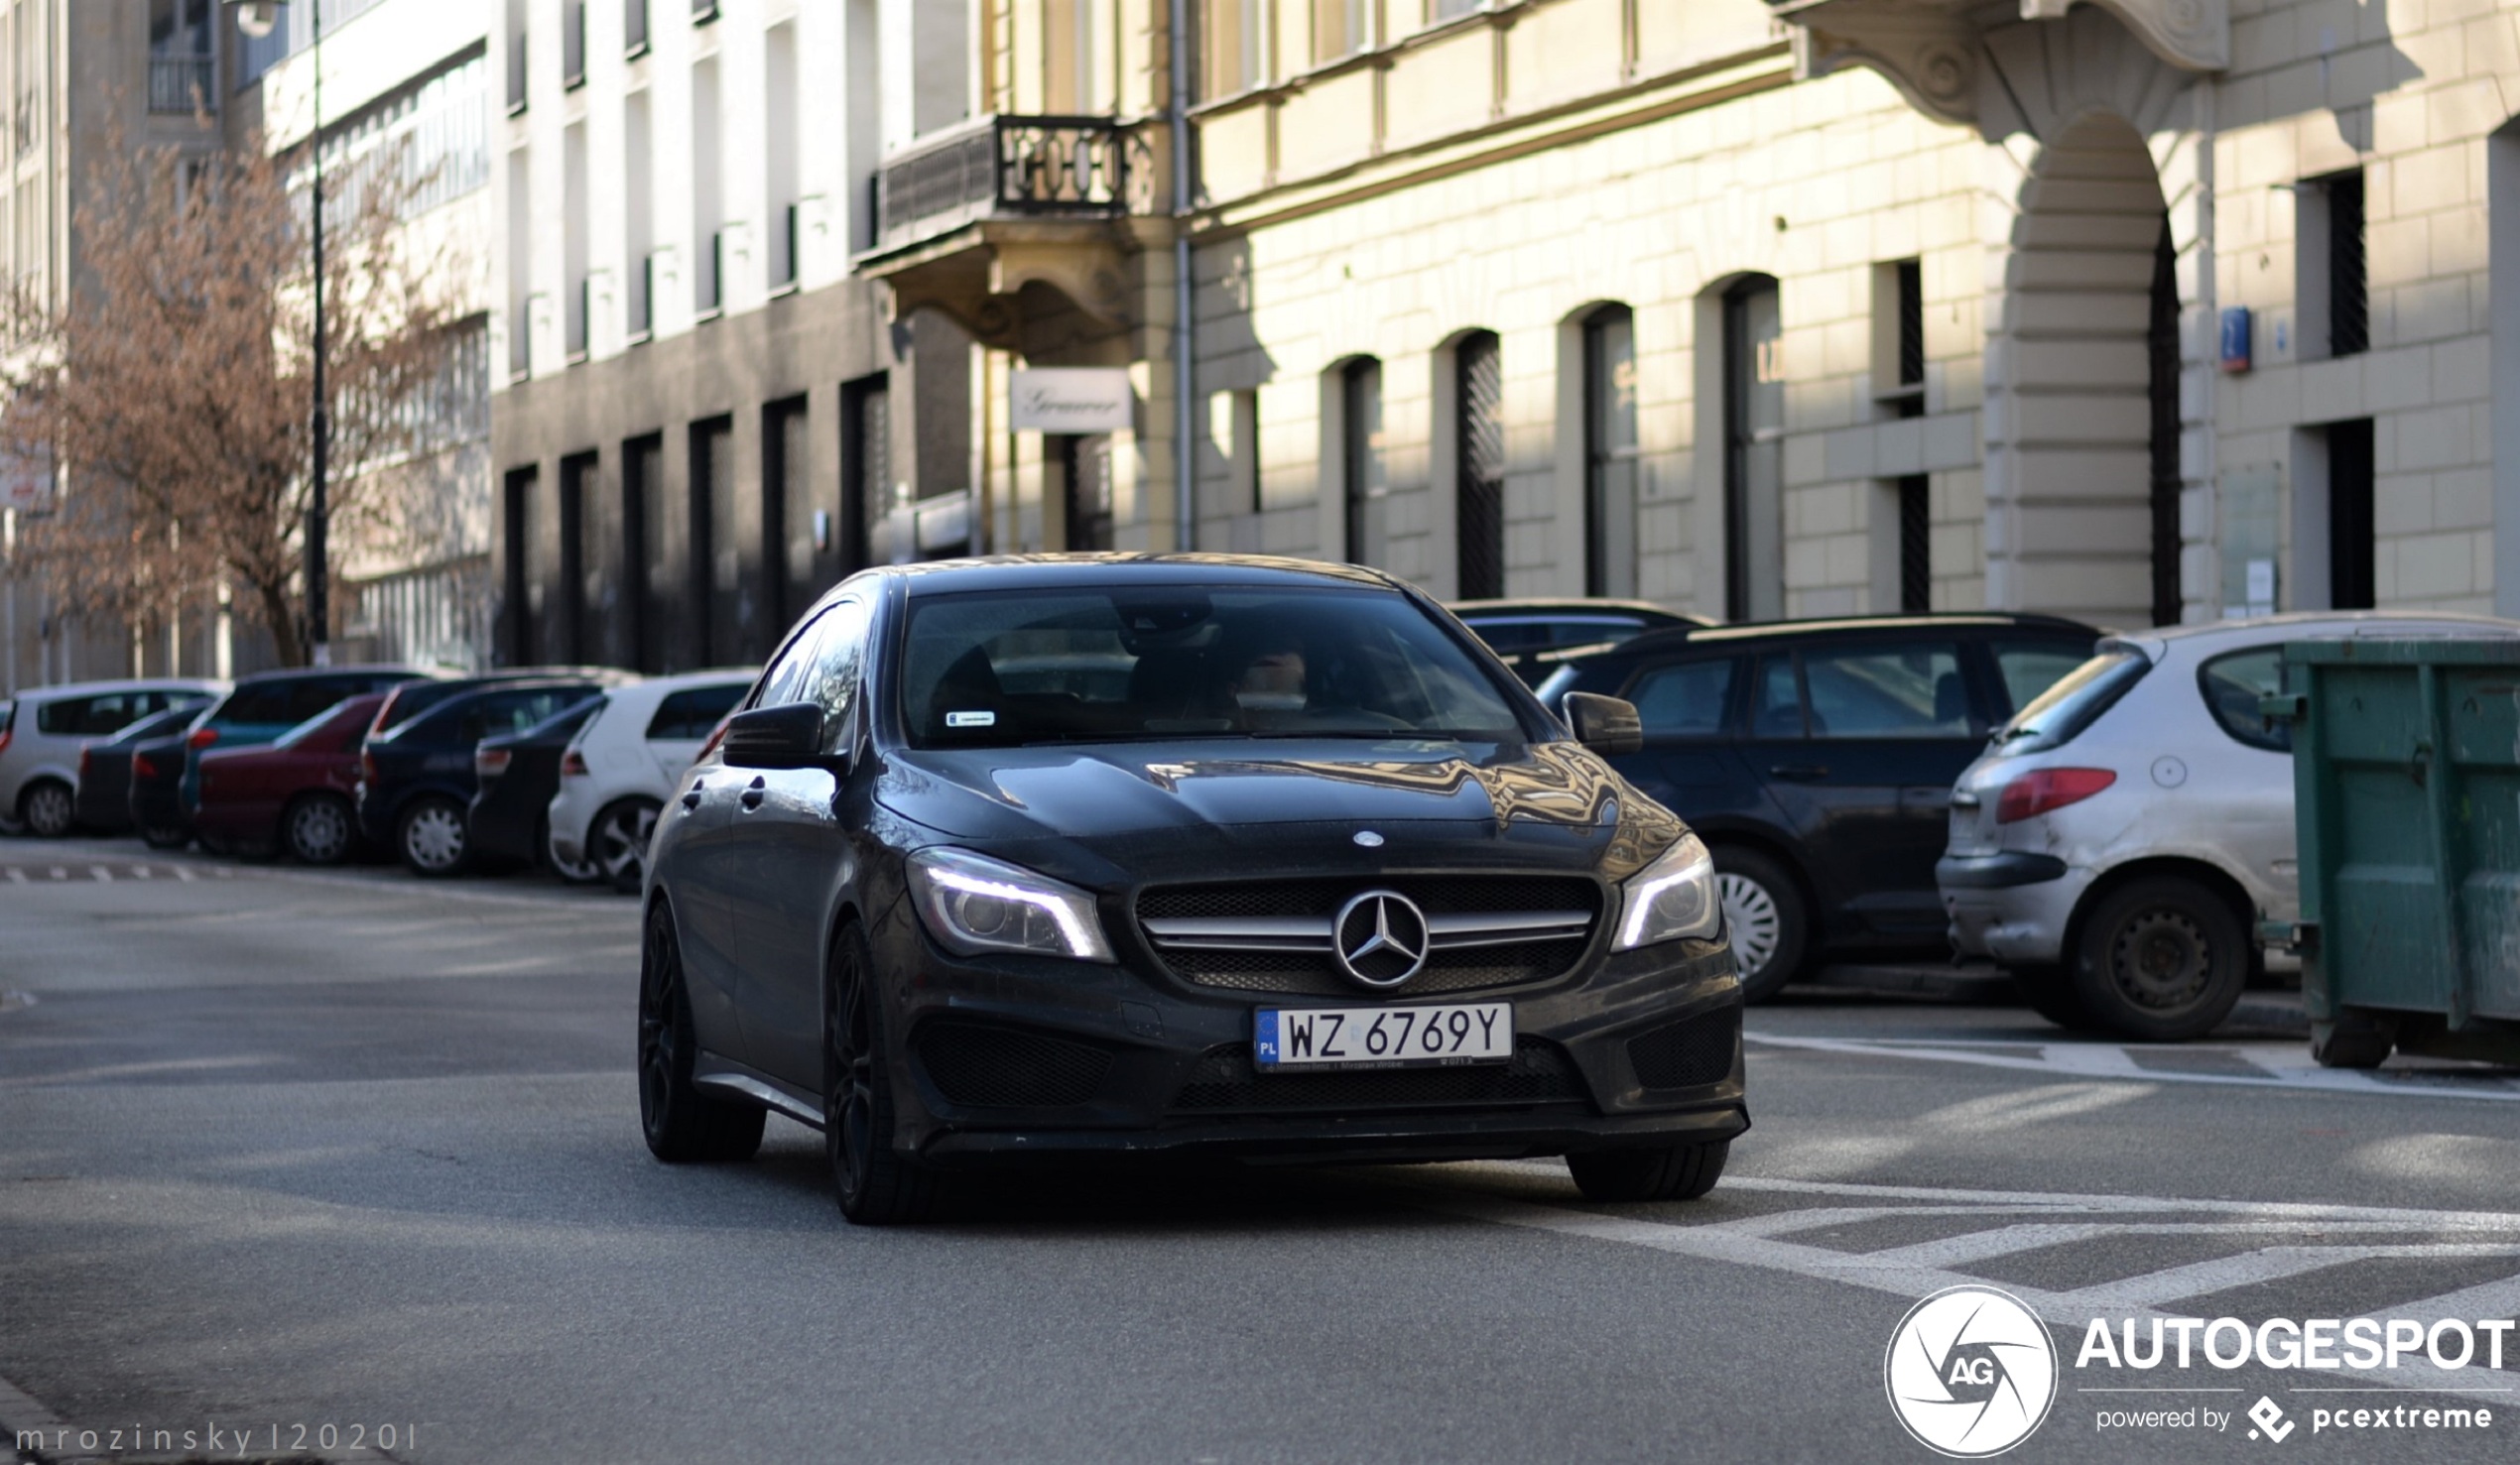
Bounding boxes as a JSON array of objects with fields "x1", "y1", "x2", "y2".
[
  {"x1": 1563, "y1": 692, "x2": 1643, "y2": 757},
  {"x1": 721, "y1": 702, "x2": 849, "y2": 776}
]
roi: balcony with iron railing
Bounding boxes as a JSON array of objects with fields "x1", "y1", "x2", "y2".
[
  {"x1": 148, "y1": 56, "x2": 216, "y2": 114},
  {"x1": 870, "y1": 114, "x2": 1144, "y2": 257}
]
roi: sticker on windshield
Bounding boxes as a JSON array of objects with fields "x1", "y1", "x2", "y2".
[{"x1": 945, "y1": 710, "x2": 996, "y2": 728}]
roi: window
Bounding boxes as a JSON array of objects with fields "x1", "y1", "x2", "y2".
[
  {"x1": 758, "y1": 600, "x2": 871, "y2": 753},
  {"x1": 1061, "y1": 435, "x2": 1115, "y2": 551},
  {"x1": 564, "y1": 2, "x2": 587, "y2": 88},
  {"x1": 1431, "y1": 0, "x2": 1483, "y2": 19},
  {"x1": 623, "y1": 432, "x2": 668, "y2": 671},
  {"x1": 1339, "y1": 358, "x2": 1385, "y2": 566},
  {"x1": 506, "y1": 0, "x2": 529, "y2": 114},
  {"x1": 558, "y1": 452, "x2": 596, "y2": 663},
  {"x1": 2326, "y1": 418, "x2": 2375, "y2": 610},
  {"x1": 647, "y1": 683, "x2": 748, "y2": 741},
  {"x1": 2199, "y1": 647, "x2": 2291, "y2": 753},
  {"x1": 1802, "y1": 642, "x2": 1969, "y2": 739},
  {"x1": 38, "y1": 693, "x2": 148, "y2": 738},
  {"x1": 900, "y1": 588, "x2": 1529, "y2": 749},
  {"x1": 624, "y1": 90, "x2": 654, "y2": 336},
  {"x1": 503, "y1": 465, "x2": 539, "y2": 666},
  {"x1": 765, "y1": 24, "x2": 799, "y2": 288},
  {"x1": 690, "y1": 418, "x2": 738, "y2": 663},
  {"x1": 764, "y1": 396, "x2": 811, "y2": 626},
  {"x1": 1748, "y1": 654, "x2": 1801, "y2": 738},
  {"x1": 1313, "y1": 0, "x2": 1369, "y2": 63},
  {"x1": 626, "y1": 0, "x2": 651, "y2": 56},
  {"x1": 2327, "y1": 172, "x2": 2367, "y2": 358},
  {"x1": 1872, "y1": 258, "x2": 1923, "y2": 418},
  {"x1": 1625, "y1": 659, "x2": 1737, "y2": 740},
  {"x1": 1454, "y1": 331, "x2": 1505, "y2": 601},
  {"x1": 1204, "y1": 0, "x2": 1264, "y2": 98},
  {"x1": 1991, "y1": 642, "x2": 2099, "y2": 719},
  {"x1": 564, "y1": 122, "x2": 588, "y2": 357},
  {"x1": 1896, "y1": 475, "x2": 1931, "y2": 613},
  {"x1": 1582, "y1": 305, "x2": 1638, "y2": 598},
  {"x1": 692, "y1": 57, "x2": 721, "y2": 313},
  {"x1": 840, "y1": 374, "x2": 891, "y2": 573},
  {"x1": 147, "y1": 0, "x2": 214, "y2": 115},
  {"x1": 1723, "y1": 278, "x2": 1783, "y2": 621}
]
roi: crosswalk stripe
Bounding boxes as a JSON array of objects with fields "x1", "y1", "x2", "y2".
[
  {"x1": 171, "y1": 866, "x2": 195, "y2": 881},
  {"x1": 88, "y1": 866, "x2": 111, "y2": 883}
]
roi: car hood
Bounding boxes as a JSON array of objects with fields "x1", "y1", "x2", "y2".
[{"x1": 886, "y1": 735, "x2": 1659, "y2": 843}]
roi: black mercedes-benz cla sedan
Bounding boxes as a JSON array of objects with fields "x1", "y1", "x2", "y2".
[{"x1": 639, "y1": 555, "x2": 1747, "y2": 1223}]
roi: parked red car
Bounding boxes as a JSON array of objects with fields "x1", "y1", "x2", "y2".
[{"x1": 192, "y1": 693, "x2": 389, "y2": 865}]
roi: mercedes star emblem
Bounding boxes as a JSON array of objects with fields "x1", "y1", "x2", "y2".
[{"x1": 1331, "y1": 890, "x2": 1431, "y2": 989}]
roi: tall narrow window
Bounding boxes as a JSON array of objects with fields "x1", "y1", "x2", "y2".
[
  {"x1": 2327, "y1": 419, "x2": 2375, "y2": 610},
  {"x1": 841, "y1": 374, "x2": 891, "y2": 571},
  {"x1": 1872, "y1": 257, "x2": 1925, "y2": 419},
  {"x1": 624, "y1": 90, "x2": 653, "y2": 336},
  {"x1": 622, "y1": 433, "x2": 666, "y2": 671},
  {"x1": 1722, "y1": 279, "x2": 1783, "y2": 621},
  {"x1": 1340, "y1": 358, "x2": 1385, "y2": 566},
  {"x1": 558, "y1": 452, "x2": 596, "y2": 663},
  {"x1": 690, "y1": 418, "x2": 737, "y2": 664},
  {"x1": 625, "y1": 0, "x2": 650, "y2": 55},
  {"x1": 2328, "y1": 171, "x2": 2367, "y2": 358},
  {"x1": 1584, "y1": 305, "x2": 1639, "y2": 599},
  {"x1": 765, "y1": 24, "x2": 799, "y2": 288},
  {"x1": 1313, "y1": 0, "x2": 1368, "y2": 62},
  {"x1": 762, "y1": 397, "x2": 808, "y2": 632},
  {"x1": 502, "y1": 466, "x2": 539, "y2": 666},
  {"x1": 146, "y1": 0, "x2": 214, "y2": 114},
  {"x1": 563, "y1": 122, "x2": 588, "y2": 357},
  {"x1": 1203, "y1": 0, "x2": 1262, "y2": 98},
  {"x1": 1455, "y1": 331, "x2": 1505, "y2": 600},
  {"x1": 691, "y1": 58, "x2": 721, "y2": 313},
  {"x1": 2148, "y1": 217, "x2": 2182, "y2": 627},
  {"x1": 1062, "y1": 435, "x2": 1115, "y2": 550},
  {"x1": 506, "y1": 0, "x2": 529, "y2": 114},
  {"x1": 1043, "y1": 0, "x2": 1092, "y2": 113},
  {"x1": 1897, "y1": 475, "x2": 1931, "y2": 613},
  {"x1": 506, "y1": 145, "x2": 533, "y2": 376},
  {"x1": 563, "y1": 1, "x2": 587, "y2": 88}
]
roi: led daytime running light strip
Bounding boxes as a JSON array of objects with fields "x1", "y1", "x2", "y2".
[{"x1": 929, "y1": 865, "x2": 1098, "y2": 956}]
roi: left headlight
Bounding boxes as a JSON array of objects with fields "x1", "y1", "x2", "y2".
[
  {"x1": 1613, "y1": 831, "x2": 1721, "y2": 951},
  {"x1": 905, "y1": 847, "x2": 1115, "y2": 963}
]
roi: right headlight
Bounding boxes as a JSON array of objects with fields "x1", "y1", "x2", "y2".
[
  {"x1": 1613, "y1": 831, "x2": 1721, "y2": 951},
  {"x1": 905, "y1": 847, "x2": 1115, "y2": 963}
]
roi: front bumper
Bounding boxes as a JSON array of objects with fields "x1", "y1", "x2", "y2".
[
  {"x1": 866, "y1": 900, "x2": 1749, "y2": 1166},
  {"x1": 1940, "y1": 853, "x2": 2090, "y2": 965}
]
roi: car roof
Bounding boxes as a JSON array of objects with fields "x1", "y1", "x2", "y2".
[
  {"x1": 230, "y1": 664, "x2": 441, "y2": 685},
  {"x1": 407, "y1": 676, "x2": 608, "y2": 719},
  {"x1": 1599, "y1": 611, "x2": 2100, "y2": 659},
  {"x1": 1448, "y1": 598, "x2": 1707, "y2": 624},
  {"x1": 2129, "y1": 610, "x2": 2520, "y2": 644},
  {"x1": 9, "y1": 676, "x2": 228, "y2": 701},
  {"x1": 869, "y1": 552, "x2": 1401, "y2": 601}
]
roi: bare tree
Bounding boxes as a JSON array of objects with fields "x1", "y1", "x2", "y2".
[{"x1": 0, "y1": 120, "x2": 464, "y2": 668}]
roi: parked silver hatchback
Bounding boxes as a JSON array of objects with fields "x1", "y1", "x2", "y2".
[{"x1": 1938, "y1": 612, "x2": 2520, "y2": 1040}]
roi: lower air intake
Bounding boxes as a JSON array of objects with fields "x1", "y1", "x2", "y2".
[
  {"x1": 1625, "y1": 1011, "x2": 1736, "y2": 1090},
  {"x1": 915, "y1": 1022, "x2": 1113, "y2": 1108}
]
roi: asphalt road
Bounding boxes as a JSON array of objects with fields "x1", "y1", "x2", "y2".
[{"x1": 4, "y1": 837, "x2": 2517, "y2": 1465}]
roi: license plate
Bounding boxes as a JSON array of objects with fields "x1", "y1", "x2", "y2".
[{"x1": 1254, "y1": 1003, "x2": 1513, "y2": 1071}]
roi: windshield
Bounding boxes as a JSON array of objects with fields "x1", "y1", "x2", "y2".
[
  {"x1": 1995, "y1": 647, "x2": 2150, "y2": 753},
  {"x1": 900, "y1": 586, "x2": 1534, "y2": 749}
]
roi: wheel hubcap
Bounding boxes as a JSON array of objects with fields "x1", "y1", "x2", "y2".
[
  {"x1": 599, "y1": 805, "x2": 656, "y2": 882},
  {"x1": 2110, "y1": 909, "x2": 2211, "y2": 1011},
  {"x1": 406, "y1": 806, "x2": 464, "y2": 869},
  {"x1": 828, "y1": 957, "x2": 875, "y2": 1199},
  {"x1": 1717, "y1": 872, "x2": 1783, "y2": 977},
  {"x1": 27, "y1": 785, "x2": 70, "y2": 835},
  {"x1": 293, "y1": 801, "x2": 347, "y2": 862}
]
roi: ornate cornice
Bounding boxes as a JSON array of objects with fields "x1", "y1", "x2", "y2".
[{"x1": 1767, "y1": 1, "x2": 2226, "y2": 127}]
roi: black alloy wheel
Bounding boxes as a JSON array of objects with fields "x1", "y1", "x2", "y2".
[
  {"x1": 283, "y1": 794, "x2": 356, "y2": 866},
  {"x1": 1567, "y1": 1139, "x2": 1730, "y2": 1202},
  {"x1": 1710, "y1": 846, "x2": 1809, "y2": 1003},
  {"x1": 637, "y1": 902, "x2": 766, "y2": 1162},
  {"x1": 824, "y1": 922, "x2": 940, "y2": 1225},
  {"x1": 594, "y1": 797, "x2": 662, "y2": 896},
  {"x1": 398, "y1": 795, "x2": 470, "y2": 878},
  {"x1": 2070, "y1": 876, "x2": 2248, "y2": 1041},
  {"x1": 19, "y1": 779, "x2": 74, "y2": 838}
]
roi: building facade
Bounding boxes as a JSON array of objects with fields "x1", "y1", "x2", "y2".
[
  {"x1": 779, "y1": 0, "x2": 2518, "y2": 636},
  {"x1": 488, "y1": 0, "x2": 983, "y2": 674}
]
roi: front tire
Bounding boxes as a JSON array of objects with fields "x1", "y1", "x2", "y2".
[
  {"x1": 637, "y1": 902, "x2": 766, "y2": 1162},
  {"x1": 19, "y1": 779, "x2": 74, "y2": 838},
  {"x1": 2011, "y1": 963, "x2": 2093, "y2": 1031},
  {"x1": 1712, "y1": 846, "x2": 1809, "y2": 1002},
  {"x1": 397, "y1": 795, "x2": 471, "y2": 878},
  {"x1": 1568, "y1": 1140, "x2": 1729, "y2": 1202},
  {"x1": 592, "y1": 797, "x2": 662, "y2": 896},
  {"x1": 825, "y1": 922, "x2": 941, "y2": 1225},
  {"x1": 2070, "y1": 877, "x2": 2249, "y2": 1040},
  {"x1": 282, "y1": 794, "x2": 356, "y2": 866}
]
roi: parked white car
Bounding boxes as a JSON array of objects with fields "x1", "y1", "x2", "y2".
[
  {"x1": 0, "y1": 678, "x2": 225, "y2": 836},
  {"x1": 1939, "y1": 611, "x2": 2520, "y2": 1040},
  {"x1": 546, "y1": 669, "x2": 756, "y2": 892}
]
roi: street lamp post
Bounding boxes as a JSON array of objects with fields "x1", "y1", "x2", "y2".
[{"x1": 226, "y1": 0, "x2": 328, "y2": 667}]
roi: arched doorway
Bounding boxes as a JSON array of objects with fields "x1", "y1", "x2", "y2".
[{"x1": 1987, "y1": 112, "x2": 2179, "y2": 627}]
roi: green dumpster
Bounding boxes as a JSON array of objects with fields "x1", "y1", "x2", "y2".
[{"x1": 2266, "y1": 638, "x2": 2520, "y2": 1069}]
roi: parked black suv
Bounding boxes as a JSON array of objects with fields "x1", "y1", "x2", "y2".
[{"x1": 1538, "y1": 614, "x2": 2100, "y2": 998}]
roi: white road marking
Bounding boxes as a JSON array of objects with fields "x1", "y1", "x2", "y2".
[
  {"x1": 87, "y1": 865, "x2": 111, "y2": 883},
  {"x1": 3, "y1": 868, "x2": 22, "y2": 883},
  {"x1": 1749, "y1": 1032, "x2": 2520, "y2": 1102},
  {"x1": 1426, "y1": 1171, "x2": 2520, "y2": 1394},
  {"x1": 171, "y1": 866, "x2": 195, "y2": 881}
]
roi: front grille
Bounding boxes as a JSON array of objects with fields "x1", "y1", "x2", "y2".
[
  {"x1": 1625, "y1": 1011, "x2": 1736, "y2": 1090},
  {"x1": 1137, "y1": 876, "x2": 1600, "y2": 997},
  {"x1": 1170, "y1": 1038, "x2": 1587, "y2": 1113},
  {"x1": 914, "y1": 1022, "x2": 1113, "y2": 1108}
]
